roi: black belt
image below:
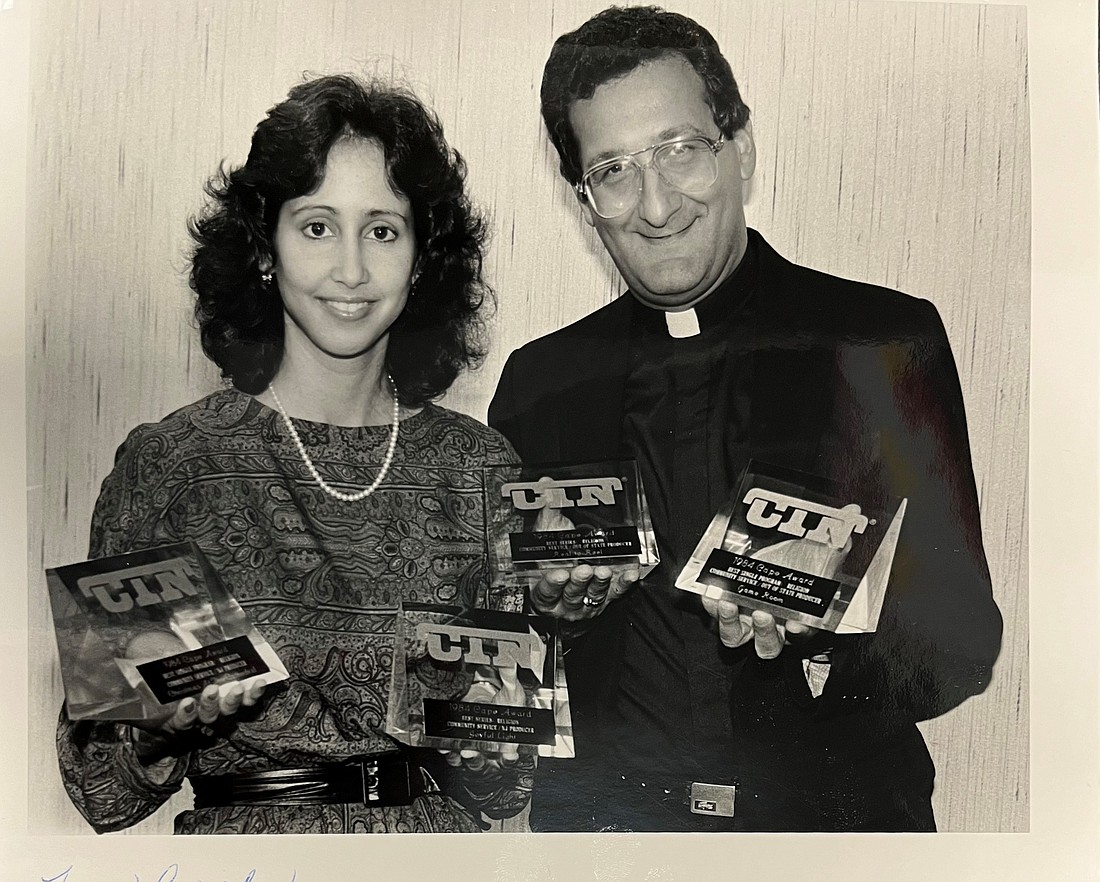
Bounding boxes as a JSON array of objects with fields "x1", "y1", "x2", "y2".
[{"x1": 191, "y1": 753, "x2": 433, "y2": 809}]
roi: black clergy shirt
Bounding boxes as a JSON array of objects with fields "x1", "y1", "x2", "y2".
[
  {"x1": 531, "y1": 238, "x2": 769, "y2": 832},
  {"x1": 612, "y1": 237, "x2": 759, "y2": 779}
]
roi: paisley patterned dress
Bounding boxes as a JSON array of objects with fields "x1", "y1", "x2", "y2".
[{"x1": 56, "y1": 388, "x2": 529, "y2": 834}]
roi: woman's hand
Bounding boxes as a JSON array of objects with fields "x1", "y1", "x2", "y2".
[
  {"x1": 438, "y1": 664, "x2": 535, "y2": 819},
  {"x1": 130, "y1": 678, "x2": 267, "y2": 764}
]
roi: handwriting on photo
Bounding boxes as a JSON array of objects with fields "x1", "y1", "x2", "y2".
[{"x1": 42, "y1": 865, "x2": 297, "y2": 882}]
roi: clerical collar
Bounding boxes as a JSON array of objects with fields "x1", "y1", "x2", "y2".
[
  {"x1": 642, "y1": 231, "x2": 759, "y2": 338},
  {"x1": 665, "y1": 309, "x2": 701, "y2": 338}
]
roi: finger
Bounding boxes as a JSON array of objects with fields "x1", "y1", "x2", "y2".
[
  {"x1": 700, "y1": 594, "x2": 720, "y2": 620},
  {"x1": 218, "y1": 682, "x2": 244, "y2": 716},
  {"x1": 609, "y1": 564, "x2": 640, "y2": 600},
  {"x1": 716, "y1": 600, "x2": 751, "y2": 648},
  {"x1": 751, "y1": 610, "x2": 783, "y2": 659},
  {"x1": 586, "y1": 566, "x2": 612, "y2": 601},
  {"x1": 576, "y1": 567, "x2": 613, "y2": 616},
  {"x1": 532, "y1": 505, "x2": 554, "y2": 532},
  {"x1": 463, "y1": 680, "x2": 498, "y2": 703},
  {"x1": 560, "y1": 565, "x2": 594, "y2": 608},
  {"x1": 439, "y1": 749, "x2": 463, "y2": 767},
  {"x1": 785, "y1": 620, "x2": 808, "y2": 638},
  {"x1": 168, "y1": 696, "x2": 199, "y2": 732},
  {"x1": 533, "y1": 503, "x2": 573, "y2": 533},
  {"x1": 460, "y1": 749, "x2": 487, "y2": 773},
  {"x1": 499, "y1": 742, "x2": 520, "y2": 763},
  {"x1": 531, "y1": 569, "x2": 570, "y2": 610},
  {"x1": 495, "y1": 664, "x2": 525, "y2": 707},
  {"x1": 197, "y1": 684, "x2": 221, "y2": 724},
  {"x1": 785, "y1": 621, "x2": 817, "y2": 644},
  {"x1": 242, "y1": 677, "x2": 267, "y2": 707}
]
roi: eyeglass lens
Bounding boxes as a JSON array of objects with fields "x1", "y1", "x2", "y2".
[{"x1": 586, "y1": 139, "x2": 719, "y2": 218}]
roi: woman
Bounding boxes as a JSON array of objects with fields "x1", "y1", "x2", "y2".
[{"x1": 56, "y1": 74, "x2": 531, "y2": 834}]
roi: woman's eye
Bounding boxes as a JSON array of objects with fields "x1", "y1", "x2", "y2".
[
  {"x1": 369, "y1": 226, "x2": 397, "y2": 242},
  {"x1": 303, "y1": 222, "x2": 331, "y2": 239}
]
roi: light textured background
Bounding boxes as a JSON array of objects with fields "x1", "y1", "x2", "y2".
[{"x1": 25, "y1": 0, "x2": 1029, "y2": 835}]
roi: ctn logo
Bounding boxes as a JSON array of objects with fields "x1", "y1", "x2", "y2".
[
  {"x1": 416, "y1": 623, "x2": 547, "y2": 683},
  {"x1": 502, "y1": 477, "x2": 622, "y2": 511},
  {"x1": 77, "y1": 560, "x2": 200, "y2": 614},
  {"x1": 742, "y1": 489, "x2": 868, "y2": 550}
]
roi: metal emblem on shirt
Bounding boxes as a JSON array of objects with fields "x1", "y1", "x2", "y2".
[{"x1": 690, "y1": 782, "x2": 736, "y2": 817}]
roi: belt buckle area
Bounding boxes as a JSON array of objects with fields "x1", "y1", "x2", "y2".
[
  {"x1": 358, "y1": 755, "x2": 413, "y2": 805},
  {"x1": 690, "y1": 782, "x2": 736, "y2": 818}
]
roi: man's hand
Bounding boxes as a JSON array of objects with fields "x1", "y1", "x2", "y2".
[
  {"x1": 130, "y1": 678, "x2": 267, "y2": 763},
  {"x1": 702, "y1": 537, "x2": 840, "y2": 656},
  {"x1": 527, "y1": 504, "x2": 640, "y2": 621},
  {"x1": 699, "y1": 597, "x2": 818, "y2": 659},
  {"x1": 530, "y1": 562, "x2": 640, "y2": 621}
]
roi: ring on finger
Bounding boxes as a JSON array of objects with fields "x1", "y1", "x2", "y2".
[{"x1": 581, "y1": 594, "x2": 605, "y2": 608}]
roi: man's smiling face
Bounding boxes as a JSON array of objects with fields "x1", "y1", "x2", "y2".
[{"x1": 569, "y1": 54, "x2": 756, "y2": 311}]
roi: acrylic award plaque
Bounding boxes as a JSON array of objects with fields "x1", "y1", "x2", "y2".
[
  {"x1": 676, "y1": 461, "x2": 906, "y2": 633},
  {"x1": 484, "y1": 460, "x2": 659, "y2": 583},
  {"x1": 45, "y1": 541, "x2": 289, "y2": 721},
  {"x1": 386, "y1": 604, "x2": 574, "y2": 758}
]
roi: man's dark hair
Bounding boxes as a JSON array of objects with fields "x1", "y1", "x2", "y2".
[
  {"x1": 189, "y1": 74, "x2": 492, "y2": 404},
  {"x1": 540, "y1": 5, "x2": 751, "y2": 186}
]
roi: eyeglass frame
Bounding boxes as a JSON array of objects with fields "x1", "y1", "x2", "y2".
[{"x1": 574, "y1": 133, "x2": 727, "y2": 219}]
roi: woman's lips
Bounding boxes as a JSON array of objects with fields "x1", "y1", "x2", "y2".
[{"x1": 320, "y1": 299, "x2": 372, "y2": 319}]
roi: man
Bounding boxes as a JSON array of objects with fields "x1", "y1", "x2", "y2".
[{"x1": 488, "y1": 6, "x2": 1002, "y2": 832}]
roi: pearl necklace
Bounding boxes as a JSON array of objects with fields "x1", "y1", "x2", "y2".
[{"x1": 268, "y1": 376, "x2": 400, "y2": 502}]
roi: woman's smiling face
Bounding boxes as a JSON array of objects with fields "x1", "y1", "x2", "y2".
[{"x1": 272, "y1": 137, "x2": 417, "y2": 366}]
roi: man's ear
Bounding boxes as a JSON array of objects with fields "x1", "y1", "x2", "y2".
[
  {"x1": 575, "y1": 186, "x2": 597, "y2": 228},
  {"x1": 733, "y1": 121, "x2": 756, "y2": 181}
]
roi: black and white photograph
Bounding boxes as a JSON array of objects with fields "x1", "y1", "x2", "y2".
[{"x1": 2, "y1": 0, "x2": 1096, "y2": 878}]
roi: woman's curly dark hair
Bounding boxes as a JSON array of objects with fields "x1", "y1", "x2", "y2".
[
  {"x1": 540, "y1": 6, "x2": 751, "y2": 188},
  {"x1": 189, "y1": 74, "x2": 492, "y2": 404}
]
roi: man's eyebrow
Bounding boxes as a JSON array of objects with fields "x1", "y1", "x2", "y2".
[{"x1": 586, "y1": 125, "x2": 710, "y2": 166}]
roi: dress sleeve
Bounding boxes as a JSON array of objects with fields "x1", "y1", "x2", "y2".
[
  {"x1": 820, "y1": 300, "x2": 1003, "y2": 722},
  {"x1": 56, "y1": 425, "x2": 193, "y2": 833}
]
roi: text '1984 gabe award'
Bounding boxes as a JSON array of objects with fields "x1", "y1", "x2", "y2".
[{"x1": 676, "y1": 461, "x2": 906, "y2": 633}]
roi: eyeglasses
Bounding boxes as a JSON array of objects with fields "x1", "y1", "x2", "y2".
[{"x1": 576, "y1": 134, "x2": 726, "y2": 219}]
